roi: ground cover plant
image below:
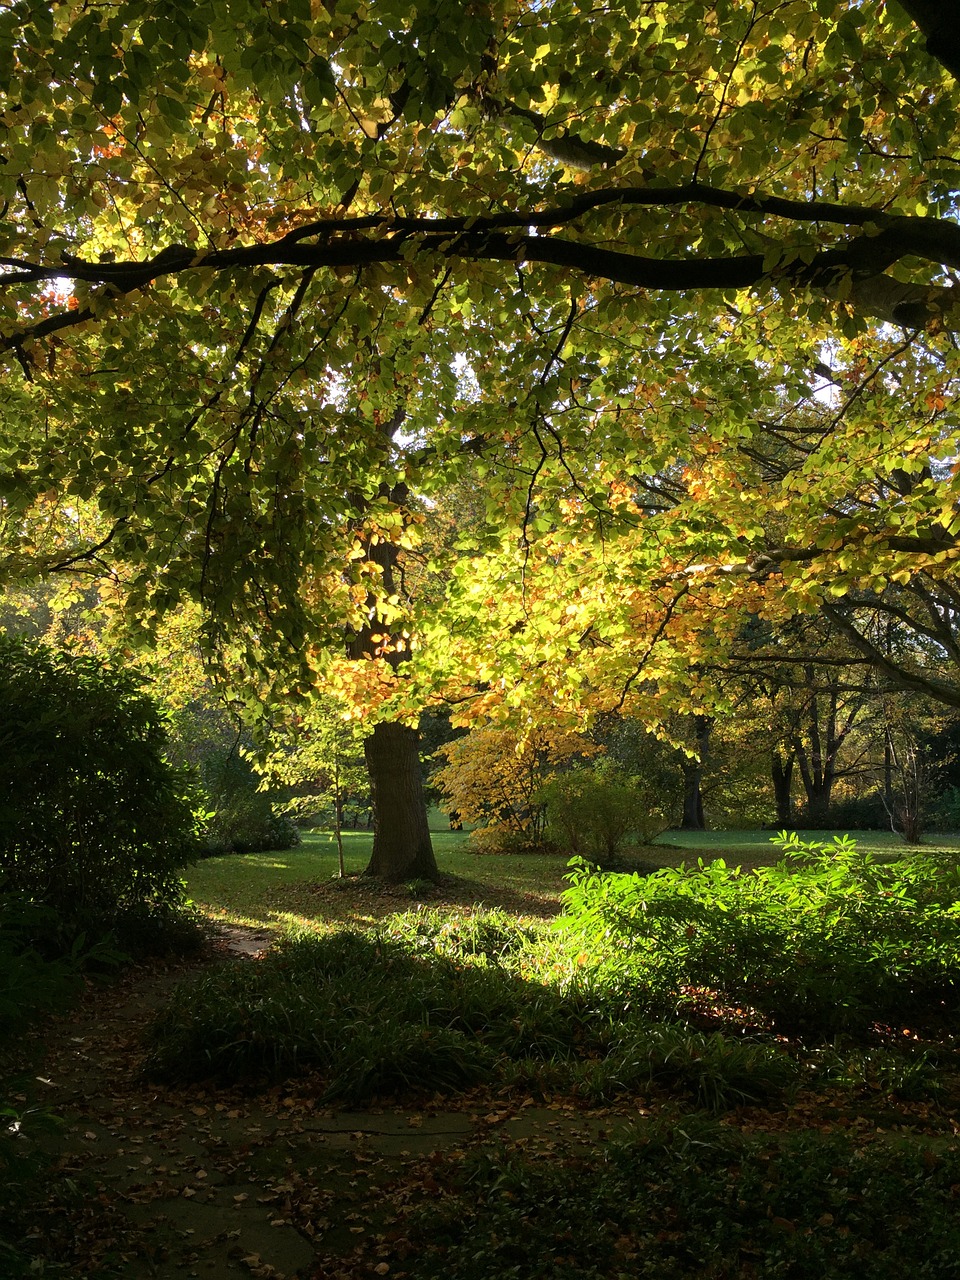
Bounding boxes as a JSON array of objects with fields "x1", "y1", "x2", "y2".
[
  {"x1": 397, "y1": 1118, "x2": 960, "y2": 1280},
  {"x1": 9, "y1": 824, "x2": 960, "y2": 1279},
  {"x1": 148, "y1": 832, "x2": 960, "y2": 1107}
]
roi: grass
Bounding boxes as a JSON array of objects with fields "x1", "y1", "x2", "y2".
[
  {"x1": 184, "y1": 825, "x2": 960, "y2": 930},
  {"x1": 184, "y1": 828, "x2": 576, "y2": 929},
  {"x1": 660, "y1": 827, "x2": 960, "y2": 858}
]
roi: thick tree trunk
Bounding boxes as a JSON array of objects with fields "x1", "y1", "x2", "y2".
[
  {"x1": 802, "y1": 785, "x2": 833, "y2": 828},
  {"x1": 679, "y1": 715, "x2": 710, "y2": 830},
  {"x1": 344, "y1": 417, "x2": 438, "y2": 882},
  {"x1": 362, "y1": 722, "x2": 438, "y2": 881}
]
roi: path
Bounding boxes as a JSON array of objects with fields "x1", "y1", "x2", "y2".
[{"x1": 9, "y1": 926, "x2": 641, "y2": 1279}]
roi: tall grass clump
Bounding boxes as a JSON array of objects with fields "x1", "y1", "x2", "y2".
[
  {"x1": 560, "y1": 833, "x2": 960, "y2": 1033},
  {"x1": 143, "y1": 921, "x2": 595, "y2": 1099},
  {"x1": 143, "y1": 907, "x2": 806, "y2": 1109}
]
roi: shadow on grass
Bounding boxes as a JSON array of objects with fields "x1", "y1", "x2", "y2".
[{"x1": 266, "y1": 871, "x2": 565, "y2": 928}]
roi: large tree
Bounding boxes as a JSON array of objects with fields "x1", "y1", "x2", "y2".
[{"x1": 4, "y1": 1, "x2": 960, "y2": 874}]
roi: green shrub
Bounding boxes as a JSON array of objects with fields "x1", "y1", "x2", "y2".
[
  {"x1": 0, "y1": 638, "x2": 199, "y2": 943},
  {"x1": 0, "y1": 1099, "x2": 63, "y2": 1279},
  {"x1": 560, "y1": 833, "x2": 960, "y2": 1034},
  {"x1": 539, "y1": 764, "x2": 667, "y2": 867},
  {"x1": 143, "y1": 924, "x2": 591, "y2": 1094},
  {"x1": 576, "y1": 1024, "x2": 799, "y2": 1110},
  {"x1": 828, "y1": 790, "x2": 889, "y2": 830},
  {"x1": 384, "y1": 908, "x2": 540, "y2": 963},
  {"x1": 199, "y1": 747, "x2": 301, "y2": 854},
  {"x1": 926, "y1": 784, "x2": 960, "y2": 832},
  {"x1": 0, "y1": 897, "x2": 83, "y2": 1037}
]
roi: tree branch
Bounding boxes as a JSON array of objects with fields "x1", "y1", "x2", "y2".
[
  {"x1": 895, "y1": 0, "x2": 960, "y2": 80},
  {"x1": 6, "y1": 198, "x2": 960, "y2": 355}
]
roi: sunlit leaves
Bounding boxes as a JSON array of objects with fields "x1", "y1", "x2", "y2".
[{"x1": 0, "y1": 0, "x2": 959, "y2": 719}]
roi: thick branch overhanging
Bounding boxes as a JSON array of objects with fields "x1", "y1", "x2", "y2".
[
  {"x1": 895, "y1": 0, "x2": 960, "y2": 80},
  {"x1": 822, "y1": 602, "x2": 960, "y2": 708},
  {"x1": 4, "y1": 190, "x2": 960, "y2": 354}
]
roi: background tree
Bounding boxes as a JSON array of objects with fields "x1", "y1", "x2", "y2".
[
  {"x1": 433, "y1": 723, "x2": 597, "y2": 852},
  {"x1": 263, "y1": 702, "x2": 370, "y2": 876},
  {"x1": 5, "y1": 2, "x2": 960, "y2": 873}
]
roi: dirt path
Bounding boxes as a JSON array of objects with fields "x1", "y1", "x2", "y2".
[{"x1": 9, "y1": 926, "x2": 643, "y2": 1279}]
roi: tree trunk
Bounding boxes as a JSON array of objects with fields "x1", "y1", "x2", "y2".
[
  {"x1": 680, "y1": 759, "x2": 706, "y2": 829},
  {"x1": 362, "y1": 721, "x2": 437, "y2": 881},
  {"x1": 771, "y1": 750, "x2": 795, "y2": 826},
  {"x1": 345, "y1": 413, "x2": 438, "y2": 882},
  {"x1": 679, "y1": 715, "x2": 710, "y2": 830},
  {"x1": 802, "y1": 784, "x2": 833, "y2": 828}
]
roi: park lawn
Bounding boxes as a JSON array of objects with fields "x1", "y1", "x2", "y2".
[
  {"x1": 184, "y1": 828, "x2": 575, "y2": 929},
  {"x1": 184, "y1": 825, "x2": 960, "y2": 931}
]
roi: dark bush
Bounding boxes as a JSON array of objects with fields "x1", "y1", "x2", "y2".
[
  {"x1": 0, "y1": 637, "x2": 199, "y2": 942},
  {"x1": 0, "y1": 896, "x2": 84, "y2": 1037},
  {"x1": 827, "y1": 790, "x2": 889, "y2": 830},
  {"x1": 198, "y1": 747, "x2": 301, "y2": 854}
]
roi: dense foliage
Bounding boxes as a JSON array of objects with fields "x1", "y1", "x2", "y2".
[
  {"x1": 433, "y1": 725, "x2": 597, "y2": 851},
  {"x1": 198, "y1": 746, "x2": 301, "y2": 854},
  {"x1": 562, "y1": 833, "x2": 960, "y2": 1033},
  {"x1": 145, "y1": 835, "x2": 960, "y2": 1104},
  {"x1": 0, "y1": 637, "x2": 200, "y2": 942},
  {"x1": 2, "y1": 0, "x2": 960, "y2": 732},
  {"x1": 404, "y1": 1120, "x2": 960, "y2": 1279},
  {"x1": 538, "y1": 764, "x2": 669, "y2": 865}
]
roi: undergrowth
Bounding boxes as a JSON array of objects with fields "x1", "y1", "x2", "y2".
[
  {"x1": 402, "y1": 1118, "x2": 960, "y2": 1279},
  {"x1": 143, "y1": 836, "x2": 960, "y2": 1109}
]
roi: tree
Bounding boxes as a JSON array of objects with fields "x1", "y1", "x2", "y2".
[
  {"x1": 5, "y1": 2, "x2": 960, "y2": 877},
  {"x1": 264, "y1": 702, "x2": 369, "y2": 875},
  {"x1": 433, "y1": 723, "x2": 597, "y2": 851}
]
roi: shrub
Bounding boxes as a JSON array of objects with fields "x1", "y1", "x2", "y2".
[
  {"x1": 560, "y1": 833, "x2": 960, "y2": 1034},
  {"x1": 0, "y1": 897, "x2": 83, "y2": 1037},
  {"x1": 433, "y1": 724, "x2": 597, "y2": 853},
  {"x1": 142, "y1": 923, "x2": 588, "y2": 1094},
  {"x1": 0, "y1": 637, "x2": 199, "y2": 941},
  {"x1": 199, "y1": 747, "x2": 301, "y2": 854},
  {"x1": 576, "y1": 1024, "x2": 799, "y2": 1110},
  {"x1": 827, "y1": 790, "x2": 889, "y2": 831},
  {"x1": 926, "y1": 785, "x2": 960, "y2": 832},
  {"x1": 539, "y1": 764, "x2": 668, "y2": 867}
]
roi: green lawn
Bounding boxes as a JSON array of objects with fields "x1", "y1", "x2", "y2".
[
  {"x1": 184, "y1": 825, "x2": 960, "y2": 931},
  {"x1": 659, "y1": 827, "x2": 960, "y2": 857},
  {"x1": 185, "y1": 828, "x2": 575, "y2": 928}
]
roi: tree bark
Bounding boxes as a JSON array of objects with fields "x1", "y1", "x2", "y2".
[
  {"x1": 346, "y1": 423, "x2": 438, "y2": 883},
  {"x1": 771, "y1": 749, "x2": 795, "y2": 826},
  {"x1": 680, "y1": 716, "x2": 710, "y2": 830},
  {"x1": 680, "y1": 762, "x2": 706, "y2": 829},
  {"x1": 362, "y1": 721, "x2": 437, "y2": 881}
]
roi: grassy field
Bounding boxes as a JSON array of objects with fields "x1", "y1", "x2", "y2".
[{"x1": 184, "y1": 825, "x2": 960, "y2": 931}]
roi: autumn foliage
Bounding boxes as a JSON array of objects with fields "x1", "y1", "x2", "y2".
[{"x1": 433, "y1": 725, "x2": 597, "y2": 852}]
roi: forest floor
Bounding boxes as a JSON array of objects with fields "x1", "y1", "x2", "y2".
[
  {"x1": 8, "y1": 872, "x2": 960, "y2": 1279},
  {"x1": 10, "y1": 914, "x2": 653, "y2": 1280}
]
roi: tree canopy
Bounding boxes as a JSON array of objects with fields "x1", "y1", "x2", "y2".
[{"x1": 3, "y1": 0, "x2": 960, "y2": 720}]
